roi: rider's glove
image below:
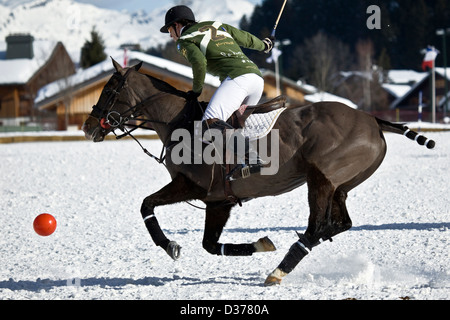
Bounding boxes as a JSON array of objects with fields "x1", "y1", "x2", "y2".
[
  {"x1": 263, "y1": 37, "x2": 274, "y2": 54},
  {"x1": 186, "y1": 90, "x2": 201, "y2": 101}
]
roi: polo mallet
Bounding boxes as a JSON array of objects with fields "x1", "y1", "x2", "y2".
[{"x1": 271, "y1": 0, "x2": 288, "y2": 38}]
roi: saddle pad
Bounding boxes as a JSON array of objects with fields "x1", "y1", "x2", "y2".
[{"x1": 242, "y1": 107, "x2": 287, "y2": 141}]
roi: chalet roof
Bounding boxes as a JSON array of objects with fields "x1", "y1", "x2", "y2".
[
  {"x1": 292, "y1": 77, "x2": 357, "y2": 109},
  {"x1": 304, "y1": 90, "x2": 358, "y2": 109},
  {"x1": 261, "y1": 70, "x2": 358, "y2": 109},
  {"x1": 340, "y1": 69, "x2": 428, "y2": 85},
  {"x1": 35, "y1": 49, "x2": 221, "y2": 106},
  {"x1": 382, "y1": 83, "x2": 412, "y2": 99},
  {"x1": 0, "y1": 39, "x2": 59, "y2": 85},
  {"x1": 386, "y1": 70, "x2": 428, "y2": 85},
  {"x1": 391, "y1": 67, "x2": 450, "y2": 109}
]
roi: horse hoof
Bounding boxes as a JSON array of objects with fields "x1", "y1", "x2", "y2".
[
  {"x1": 166, "y1": 241, "x2": 181, "y2": 261},
  {"x1": 254, "y1": 236, "x2": 277, "y2": 252},
  {"x1": 264, "y1": 276, "x2": 282, "y2": 287},
  {"x1": 264, "y1": 268, "x2": 287, "y2": 287}
]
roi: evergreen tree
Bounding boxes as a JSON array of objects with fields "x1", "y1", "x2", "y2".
[
  {"x1": 80, "y1": 27, "x2": 107, "y2": 69},
  {"x1": 241, "y1": 0, "x2": 449, "y2": 78},
  {"x1": 393, "y1": 0, "x2": 428, "y2": 69},
  {"x1": 428, "y1": 0, "x2": 450, "y2": 68}
]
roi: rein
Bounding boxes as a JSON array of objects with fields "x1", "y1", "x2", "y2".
[{"x1": 90, "y1": 68, "x2": 224, "y2": 211}]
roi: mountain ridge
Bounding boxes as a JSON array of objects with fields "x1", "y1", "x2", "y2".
[{"x1": 0, "y1": 0, "x2": 255, "y2": 62}]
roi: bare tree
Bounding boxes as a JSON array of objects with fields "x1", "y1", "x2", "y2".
[
  {"x1": 356, "y1": 39, "x2": 374, "y2": 112},
  {"x1": 293, "y1": 32, "x2": 352, "y2": 93}
]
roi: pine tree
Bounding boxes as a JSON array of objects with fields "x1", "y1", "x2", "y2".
[{"x1": 80, "y1": 27, "x2": 107, "y2": 69}]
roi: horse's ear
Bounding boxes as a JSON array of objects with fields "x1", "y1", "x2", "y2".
[
  {"x1": 134, "y1": 61, "x2": 143, "y2": 72},
  {"x1": 111, "y1": 57, "x2": 125, "y2": 75}
]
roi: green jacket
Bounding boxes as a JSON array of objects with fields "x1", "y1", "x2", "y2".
[{"x1": 177, "y1": 21, "x2": 265, "y2": 93}]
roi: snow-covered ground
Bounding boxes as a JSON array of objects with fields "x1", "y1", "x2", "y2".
[{"x1": 0, "y1": 130, "x2": 449, "y2": 300}]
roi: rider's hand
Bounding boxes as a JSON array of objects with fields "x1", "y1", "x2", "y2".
[{"x1": 186, "y1": 90, "x2": 201, "y2": 101}]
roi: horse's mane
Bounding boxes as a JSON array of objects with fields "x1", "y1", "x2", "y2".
[
  {"x1": 145, "y1": 74, "x2": 187, "y2": 98},
  {"x1": 144, "y1": 73, "x2": 206, "y2": 130}
]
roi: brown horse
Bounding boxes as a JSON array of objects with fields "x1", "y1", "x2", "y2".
[{"x1": 82, "y1": 59, "x2": 435, "y2": 286}]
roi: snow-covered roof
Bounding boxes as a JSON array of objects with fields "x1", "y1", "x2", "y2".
[
  {"x1": 386, "y1": 70, "x2": 428, "y2": 85},
  {"x1": 0, "y1": 39, "x2": 58, "y2": 85},
  {"x1": 295, "y1": 79, "x2": 358, "y2": 109},
  {"x1": 391, "y1": 67, "x2": 450, "y2": 109},
  {"x1": 304, "y1": 91, "x2": 358, "y2": 109},
  {"x1": 35, "y1": 48, "x2": 221, "y2": 104},
  {"x1": 435, "y1": 67, "x2": 450, "y2": 80},
  {"x1": 128, "y1": 49, "x2": 221, "y2": 87},
  {"x1": 382, "y1": 83, "x2": 412, "y2": 99},
  {"x1": 385, "y1": 70, "x2": 427, "y2": 103}
]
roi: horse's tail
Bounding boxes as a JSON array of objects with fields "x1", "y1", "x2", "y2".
[{"x1": 376, "y1": 118, "x2": 436, "y2": 149}]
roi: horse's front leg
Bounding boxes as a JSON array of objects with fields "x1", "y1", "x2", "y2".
[{"x1": 141, "y1": 173, "x2": 207, "y2": 260}]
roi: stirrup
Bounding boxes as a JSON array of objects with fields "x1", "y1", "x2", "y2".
[{"x1": 241, "y1": 166, "x2": 251, "y2": 179}]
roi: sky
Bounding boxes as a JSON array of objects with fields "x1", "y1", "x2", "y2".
[{"x1": 76, "y1": 0, "x2": 262, "y2": 13}]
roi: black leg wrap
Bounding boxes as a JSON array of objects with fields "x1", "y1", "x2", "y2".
[
  {"x1": 278, "y1": 235, "x2": 311, "y2": 274},
  {"x1": 142, "y1": 214, "x2": 170, "y2": 249},
  {"x1": 221, "y1": 243, "x2": 256, "y2": 256}
]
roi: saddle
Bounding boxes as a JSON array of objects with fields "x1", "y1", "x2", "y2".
[
  {"x1": 177, "y1": 95, "x2": 288, "y2": 205},
  {"x1": 228, "y1": 95, "x2": 287, "y2": 129},
  {"x1": 179, "y1": 95, "x2": 287, "y2": 131}
]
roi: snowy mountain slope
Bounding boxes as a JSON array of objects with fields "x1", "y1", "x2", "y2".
[
  {"x1": 0, "y1": 0, "x2": 255, "y2": 62},
  {"x1": 0, "y1": 0, "x2": 30, "y2": 6}
]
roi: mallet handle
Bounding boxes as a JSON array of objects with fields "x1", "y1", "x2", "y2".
[{"x1": 271, "y1": 0, "x2": 288, "y2": 38}]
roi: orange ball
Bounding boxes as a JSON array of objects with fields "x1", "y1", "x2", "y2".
[{"x1": 33, "y1": 214, "x2": 57, "y2": 236}]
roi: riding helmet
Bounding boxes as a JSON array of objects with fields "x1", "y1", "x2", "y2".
[{"x1": 160, "y1": 5, "x2": 196, "y2": 33}]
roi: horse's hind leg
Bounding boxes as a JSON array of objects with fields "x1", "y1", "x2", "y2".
[
  {"x1": 265, "y1": 165, "x2": 337, "y2": 286},
  {"x1": 329, "y1": 188, "x2": 352, "y2": 235},
  {"x1": 265, "y1": 181, "x2": 355, "y2": 286},
  {"x1": 203, "y1": 202, "x2": 276, "y2": 256}
]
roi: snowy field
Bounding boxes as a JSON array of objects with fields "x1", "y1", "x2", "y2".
[{"x1": 0, "y1": 130, "x2": 449, "y2": 301}]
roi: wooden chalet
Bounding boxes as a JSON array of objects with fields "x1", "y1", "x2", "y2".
[
  {"x1": 36, "y1": 50, "x2": 356, "y2": 130},
  {"x1": 391, "y1": 68, "x2": 450, "y2": 122},
  {"x1": 0, "y1": 34, "x2": 75, "y2": 130},
  {"x1": 35, "y1": 50, "x2": 221, "y2": 130}
]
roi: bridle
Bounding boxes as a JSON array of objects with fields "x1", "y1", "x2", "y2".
[
  {"x1": 90, "y1": 69, "x2": 169, "y2": 163},
  {"x1": 89, "y1": 67, "x2": 193, "y2": 164},
  {"x1": 91, "y1": 68, "x2": 151, "y2": 131}
]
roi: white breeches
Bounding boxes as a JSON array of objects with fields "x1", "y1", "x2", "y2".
[{"x1": 202, "y1": 73, "x2": 264, "y2": 122}]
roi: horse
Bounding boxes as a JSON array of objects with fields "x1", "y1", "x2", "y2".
[{"x1": 82, "y1": 58, "x2": 436, "y2": 286}]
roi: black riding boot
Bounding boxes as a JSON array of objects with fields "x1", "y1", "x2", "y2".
[{"x1": 203, "y1": 119, "x2": 267, "y2": 181}]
